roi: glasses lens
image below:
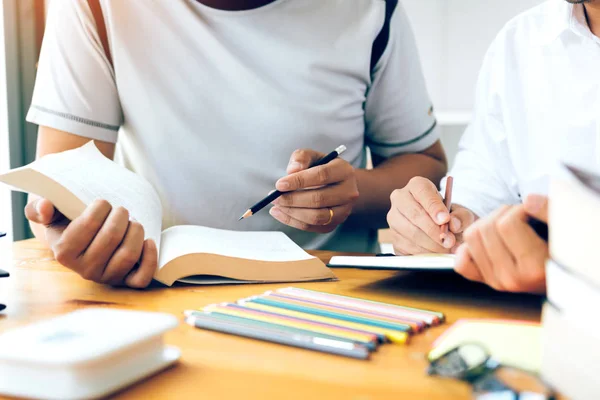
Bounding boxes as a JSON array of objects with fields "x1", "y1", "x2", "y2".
[
  {"x1": 473, "y1": 367, "x2": 554, "y2": 400},
  {"x1": 429, "y1": 343, "x2": 490, "y2": 378}
]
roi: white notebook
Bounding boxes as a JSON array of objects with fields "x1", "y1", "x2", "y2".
[{"x1": 328, "y1": 254, "x2": 456, "y2": 271}]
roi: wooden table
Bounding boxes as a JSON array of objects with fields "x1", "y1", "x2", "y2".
[{"x1": 0, "y1": 240, "x2": 543, "y2": 399}]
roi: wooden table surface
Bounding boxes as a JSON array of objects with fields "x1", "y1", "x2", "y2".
[{"x1": 0, "y1": 239, "x2": 544, "y2": 399}]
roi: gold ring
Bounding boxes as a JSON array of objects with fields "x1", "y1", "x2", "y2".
[{"x1": 323, "y1": 208, "x2": 334, "y2": 226}]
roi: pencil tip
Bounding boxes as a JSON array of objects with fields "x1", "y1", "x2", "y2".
[{"x1": 238, "y1": 210, "x2": 252, "y2": 221}]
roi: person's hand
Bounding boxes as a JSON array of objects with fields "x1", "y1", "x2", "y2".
[
  {"x1": 269, "y1": 149, "x2": 359, "y2": 233},
  {"x1": 387, "y1": 177, "x2": 477, "y2": 255},
  {"x1": 25, "y1": 197, "x2": 157, "y2": 288},
  {"x1": 454, "y1": 194, "x2": 549, "y2": 293}
]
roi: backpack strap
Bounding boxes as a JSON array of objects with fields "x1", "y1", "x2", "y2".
[
  {"x1": 88, "y1": 0, "x2": 113, "y2": 68},
  {"x1": 370, "y1": 0, "x2": 398, "y2": 72}
]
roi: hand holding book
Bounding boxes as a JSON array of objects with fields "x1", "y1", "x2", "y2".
[{"x1": 0, "y1": 143, "x2": 334, "y2": 288}]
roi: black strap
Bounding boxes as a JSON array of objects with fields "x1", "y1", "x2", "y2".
[{"x1": 370, "y1": 0, "x2": 398, "y2": 72}]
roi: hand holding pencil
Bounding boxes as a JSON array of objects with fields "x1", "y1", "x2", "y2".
[
  {"x1": 387, "y1": 176, "x2": 477, "y2": 255},
  {"x1": 241, "y1": 146, "x2": 359, "y2": 233}
]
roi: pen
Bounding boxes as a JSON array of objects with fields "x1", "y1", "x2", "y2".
[
  {"x1": 441, "y1": 176, "x2": 453, "y2": 237},
  {"x1": 239, "y1": 145, "x2": 347, "y2": 220}
]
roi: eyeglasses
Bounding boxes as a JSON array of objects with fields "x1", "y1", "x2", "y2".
[
  {"x1": 0, "y1": 231, "x2": 7, "y2": 311},
  {"x1": 428, "y1": 343, "x2": 555, "y2": 400}
]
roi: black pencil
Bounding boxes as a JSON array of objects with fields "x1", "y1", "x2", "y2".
[{"x1": 239, "y1": 145, "x2": 347, "y2": 220}]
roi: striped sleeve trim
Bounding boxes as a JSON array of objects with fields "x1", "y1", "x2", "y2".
[
  {"x1": 366, "y1": 120, "x2": 437, "y2": 148},
  {"x1": 31, "y1": 105, "x2": 120, "y2": 131}
]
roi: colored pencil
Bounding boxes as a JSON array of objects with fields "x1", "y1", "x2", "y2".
[
  {"x1": 252, "y1": 296, "x2": 413, "y2": 332},
  {"x1": 264, "y1": 292, "x2": 424, "y2": 332},
  {"x1": 278, "y1": 287, "x2": 445, "y2": 325},
  {"x1": 238, "y1": 300, "x2": 409, "y2": 344},
  {"x1": 185, "y1": 310, "x2": 367, "y2": 347},
  {"x1": 441, "y1": 176, "x2": 454, "y2": 236},
  {"x1": 203, "y1": 304, "x2": 378, "y2": 348},
  {"x1": 186, "y1": 313, "x2": 370, "y2": 360}
]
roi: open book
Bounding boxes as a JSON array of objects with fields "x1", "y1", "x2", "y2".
[{"x1": 0, "y1": 142, "x2": 335, "y2": 286}]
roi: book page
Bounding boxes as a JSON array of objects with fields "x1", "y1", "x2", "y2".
[
  {"x1": 158, "y1": 225, "x2": 314, "y2": 269},
  {"x1": 0, "y1": 142, "x2": 163, "y2": 247},
  {"x1": 328, "y1": 254, "x2": 455, "y2": 270}
]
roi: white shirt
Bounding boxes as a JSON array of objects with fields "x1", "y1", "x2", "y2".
[
  {"x1": 446, "y1": 0, "x2": 600, "y2": 218},
  {"x1": 28, "y1": 0, "x2": 438, "y2": 252}
]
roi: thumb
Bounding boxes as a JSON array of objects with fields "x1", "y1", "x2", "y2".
[
  {"x1": 524, "y1": 194, "x2": 548, "y2": 223},
  {"x1": 287, "y1": 149, "x2": 324, "y2": 174},
  {"x1": 24, "y1": 198, "x2": 61, "y2": 225},
  {"x1": 448, "y1": 206, "x2": 477, "y2": 234}
]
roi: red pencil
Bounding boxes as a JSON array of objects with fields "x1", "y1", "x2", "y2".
[{"x1": 441, "y1": 176, "x2": 454, "y2": 237}]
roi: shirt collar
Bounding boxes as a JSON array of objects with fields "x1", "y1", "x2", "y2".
[{"x1": 538, "y1": 1, "x2": 599, "y2": 46}]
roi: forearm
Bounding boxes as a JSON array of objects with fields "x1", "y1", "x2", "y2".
[{"x1": 349, "y1": 147, "x2": 447, "y2": 229}]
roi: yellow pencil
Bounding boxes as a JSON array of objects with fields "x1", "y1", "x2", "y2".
[
  {"x1": 203, "y1": 304, "x2": 377, "y2": 346},
  {"x1": 239, "y1": 300, "x2": 409, "y2": 345}
]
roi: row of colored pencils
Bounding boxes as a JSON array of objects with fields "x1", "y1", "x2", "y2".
[{"x1": 185, "y1": 287, "x2": 444, "y2": 360}]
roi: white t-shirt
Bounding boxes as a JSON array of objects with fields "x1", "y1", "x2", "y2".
[
  {"x1": 28, "y1": 0, "x2": 438, "y2": 252},
  {"x1": 444, "y1": 0, "x2": 600, "y2": 218}
]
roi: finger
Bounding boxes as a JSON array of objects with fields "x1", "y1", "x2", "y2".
[
  {"x1": 524, "y1": 194, "x2": 549, "y2": 223},
  {"x1": 478, "y1": 206, "x2": 520, "y2": 291},
  {"x1": 448, "y1": 206, "x2": 477, "y2": 234},
  {"x1": 287, "y1": 149, "x2": 325, "y2": 174},
  {"x1": 407, "y1": 177, "x2": 450, "y2": 225},
  {"x1": 273, "y1": 204, "x2": 351, "y2": 227},
  {"x1": 24, "y1": 198, "x2": 63, "y2": 225},
  {"x1": 125, "y1": 239, "x2": 158, "y2": 289},
  {"x1": 391, "y1": 188, "x2": 450, "y2": 249},
  {"x1": 496, "y1": 206, "x2": 548, "y2": 288},
  {"x1": 454, "y1": 244, "x2": 485, "y2": 283},
  {"x1": 389, "y1": 228, "x2": 443, "y2": 256},
  {"x1": 79, "y1": 206, "x2": 130, "y2": 281},
  {"x1": 387, "y1": 208, "x2": 449, "y2": 254},
  {"x1": 462, "y1": 222, "x2": 498, "y2": 289},
  {"x1": 276, "y1": 159, "x2": 353, "y2": 192},
  {"x1": 101, "y1": 222, "x2": 145, "y2": 285},
  {"x1": 44, "y1": 222, "x2": 69, "y2": 248},
  {"x1": 52, "y1": 199, "x2": 112, "y2": 270},
  {"x1": 269, "y1": 206, "x2": 337, "y2": 233},
  {"x1": 276, "y1": 179, "x2": 359, "y2": 209}
]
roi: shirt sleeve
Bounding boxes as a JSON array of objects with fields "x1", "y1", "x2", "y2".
[
  {"x1": 443, "y1": 34, "x2": 521, "y2": 218},
  {"x1": 364, "y1": 2, "x2": 439, "y2": 158},
  {"x1": 26, "y1": 0, "x2": 122, "y2": 143}
]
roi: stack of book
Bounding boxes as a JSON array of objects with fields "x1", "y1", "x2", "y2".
[{"x1": 542, "y1": 164, "x2": 600, "y2": 399}]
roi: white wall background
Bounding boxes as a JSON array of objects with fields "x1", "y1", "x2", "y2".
[{"x1": 401, "y1": 0, "x2": 545, "y2": 166}]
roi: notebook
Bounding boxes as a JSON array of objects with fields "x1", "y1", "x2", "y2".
[
  {"x1": 0, "y1": 142, "x2": 335, "y2": 286},
  {"x1": 428, "y1": 319, "x2": 541, "y2": 373},
  {"x1": 328, "y1": 254, "x2": 455, "y2": 271}
]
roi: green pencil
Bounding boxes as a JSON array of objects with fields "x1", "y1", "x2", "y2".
[{"x1": 250, "y1": 297, "x2": 412, "y2": 332}]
